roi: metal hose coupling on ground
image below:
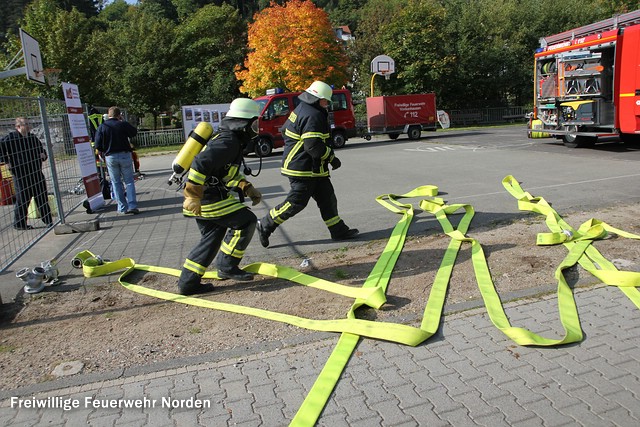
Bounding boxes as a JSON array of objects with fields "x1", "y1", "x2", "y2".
[
  {"x1": 41, "y1": 260, "x2": 61, "y2": 285},
  {"x1": 16, "y1": 267, "x2": 46, "y2": 294},
  {"x1": 71, "y1": 255, "x2": 104, "y2": 268}
]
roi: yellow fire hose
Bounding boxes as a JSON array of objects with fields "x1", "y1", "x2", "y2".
[{"x1": 74, "y1": 176, "x2": 640, "y2": 426}]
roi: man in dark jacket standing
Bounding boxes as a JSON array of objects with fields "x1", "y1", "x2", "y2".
[
  {"x1": 95, "y1": 106, "x2": 139, "y2": 214},
  {"x1": 255, "y1": 81, "x2": 358, "y2": 247},
  {"x1": 0, "y1": 117, "x2": 53, "y2": 230},
  {"x1": 178, "y1": 98, "x2": 264, "y2": 295}
]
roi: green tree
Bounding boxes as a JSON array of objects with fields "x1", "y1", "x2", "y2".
[
  {"x1": 90, "y1": 8, "x2": 180, "y2": 122},
  {"x1": 173, "y1": 3, "x2": 246, "y2": 103},
  {"x1": 322, "y1": 0, "x2": 367, "y2": 33},
  {"x1": 1, "y1": 0, "x2": 97, "y2": 49},
  {"x1": 378, "y1": 0, "x2": 454, "y2": 99},
  {"x1": 96, "y1": 0, "x2": 133, "y2": 24},
  {"x1": 172, "y1": 0, "x2": 203, "y2": 21},
  {"x1": 140, "y1": 0, "x2": 178, "y2": 21},
  {"x1": 0, "y1": 0, "x2": 91, "y2": 98},
  {"x1": 56, "y1": 0, "x2": 100, "y2": 16},
  {"x1": 39, "y1": 8, "x2": 95, "y2": 99},
  {"x1": 436, "y1": 0, "x2": 609, "y2": 109},
  {"x1": 0, "y1": 0, "x2": 31, "y2": 47},
  {"x1": 349, "y1": 0, "x2": 403, "y2": 97}
]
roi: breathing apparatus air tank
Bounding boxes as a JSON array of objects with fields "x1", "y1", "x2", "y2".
[{"x1": 168, "y1": 121, "x2": 214, "y2": 186}]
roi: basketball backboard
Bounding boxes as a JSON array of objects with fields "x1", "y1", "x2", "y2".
[
  {"x1": 20, "y1": 29, "x2": 45, "y2": 84},
  {"x1": 0, "y1": 29, "x2": 45, "y2": 83},
  {"x1": 370, "y1": 55, "x2": 395, "y2": 76}
]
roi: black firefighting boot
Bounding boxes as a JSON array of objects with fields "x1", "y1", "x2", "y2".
[
  {"x1": 331, "y1": 228, "x2": 360, "y2": 241},
  {"x1": 217, "y1": 255, "x2": 254, "y2": 281},
  {"x1": 217, "y1": 267, "x2": 254, "y2": 281},
  {"x1": 177, "y1": 270, "x2": 215, "y2": 295},
  {"x1": 256, "y1": 218, "x2": 273, "y2": 248},
  {"x1": 329, "y1": 220, "x2": 360, "y2": 241}
]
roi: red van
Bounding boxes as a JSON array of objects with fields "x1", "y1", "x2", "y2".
[{"x1": 249, "y1": 88, "x2": 357, "y2": 156}]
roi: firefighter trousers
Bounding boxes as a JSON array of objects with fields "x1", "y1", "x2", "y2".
[
  {"x1": 260, "y1": 177, "x2": 349, "y2": 238},
  {"x1": 178, "y1": 207, "x2": 256, "y2": 289}
]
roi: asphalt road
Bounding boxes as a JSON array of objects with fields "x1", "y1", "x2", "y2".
[
  {"x1": 237, "y1": 124, "x2": 640, "y2": 262},
  {"x1": 4, "y1": 124, "x2": 640, "y2": 301}
]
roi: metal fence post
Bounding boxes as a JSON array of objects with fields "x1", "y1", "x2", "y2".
[{"x1": 38, "y1": 97, "x2": 66, "y2": 224}]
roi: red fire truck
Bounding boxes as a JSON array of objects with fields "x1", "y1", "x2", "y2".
[
  {"x1": 532, "y1": 10, "x2": 640, "y2": 147},
  {"x1": 250, "y1": 88, "x2": 357, "y2": 156},
  {"x1": 248, "y1": 88, "x2": 447, "y2": 156}
]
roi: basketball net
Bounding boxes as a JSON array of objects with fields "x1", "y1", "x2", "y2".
[{"x1": 43, "y1": 68, "x2": 61, "y2": 87}]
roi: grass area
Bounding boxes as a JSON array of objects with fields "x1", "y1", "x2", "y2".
[
  {"x1": 136, "y1": 144, "x2": 182, "y2": 156},
  {"x1": 0, "y1": 344, "x2": 17, "y2": 353}
]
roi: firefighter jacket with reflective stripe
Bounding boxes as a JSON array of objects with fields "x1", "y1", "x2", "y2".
[
  {"x1": 183, "y1": 118, "x2": 250, "y2": 219},
  {"x1": 88, "y1": 113, "x2": 103, "y2": 141},
  {"x1": 281, "y1": 99, "x2": 336, "y2": 178}
]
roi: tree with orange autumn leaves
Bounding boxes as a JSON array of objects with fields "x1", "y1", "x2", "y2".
[{"x1": 235, "y1": 0, "x2": 350, "y2": 97}]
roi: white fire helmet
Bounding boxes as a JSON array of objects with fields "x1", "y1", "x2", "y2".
[
  {"x1": 227, "y1": 98, "x2": 260, "y2": 120},
  {"x1": 305, "y1": 81, "x2": 332, "y2": 101}
]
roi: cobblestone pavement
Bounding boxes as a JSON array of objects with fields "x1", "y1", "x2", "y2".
[{"x1": 1, "y1": 285, "x2": 638, "y2": 426}]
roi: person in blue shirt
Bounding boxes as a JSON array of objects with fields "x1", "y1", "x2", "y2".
[{"x1": 94, "y1": 107, "x2": 140, "y2": 214}]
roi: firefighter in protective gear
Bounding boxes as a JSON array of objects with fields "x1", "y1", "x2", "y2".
[
  {"x1": 87, "y1": 107, "x2": 104, "y2": 141},
  {"x1": 177, "y1": 98, "x2": 263, "y2": 295},
  {"x1": 255, "y1": 81, "x2": 359, "y2": 248}
]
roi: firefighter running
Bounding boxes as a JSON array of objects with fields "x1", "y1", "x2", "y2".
[
  {"x1": 177, "y1": 98, "x2": 263, "y2": 296},
  {"x1": 256, "y1": 81, "x2": 359, "y2": 247}
]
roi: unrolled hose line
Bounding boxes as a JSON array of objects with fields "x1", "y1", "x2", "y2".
[{"x1": 74, "y1": 176, "x2": 640, "y2": 426}]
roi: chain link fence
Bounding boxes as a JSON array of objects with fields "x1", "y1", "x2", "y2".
[{"x1": 0, "y1": 96, "x2": 115, "y2": 272}]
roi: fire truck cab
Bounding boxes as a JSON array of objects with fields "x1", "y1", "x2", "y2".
[
  {"x1": 249, "y1": 88, "x2": 357, "y2": 157},
  {"x1": 533, "y1": 10, "x2": 640, "y2": 147}
]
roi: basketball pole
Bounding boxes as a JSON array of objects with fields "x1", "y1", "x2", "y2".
[
  {"x1": 371, "y1": 71, "x2": 390, "y2": 97},
  {"x1": 0, "y1": 49, "x2": 26, "y2": 80},
  {"x1": 370, "y1": 74, "x2": 375, "y2": 97}
]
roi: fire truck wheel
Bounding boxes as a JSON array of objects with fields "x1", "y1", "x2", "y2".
[
  {"x1": 407, "y1": 126, "x2": 422, "y2": 140},
  {"x1": 563, "y1": 126, "x2": 594, "y2": 148},
  {"x1": 331, "y1": 131, "x2": 346, "y2": 148},
  {"x1": 255, "y1": 137, "x2": 273, "y2": 157}
]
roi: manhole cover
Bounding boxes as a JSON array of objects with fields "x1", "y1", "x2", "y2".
[{"x1": 52, "y1": 360, "x2": 84, "y2": 377}]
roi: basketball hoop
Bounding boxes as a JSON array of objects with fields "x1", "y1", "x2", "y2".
[
  {"x1": 43, "y1": 68, "x2": 61, "y2": 87},
  {"x1": 370, "y1": 54, "x2": 395, "y2": 96}
]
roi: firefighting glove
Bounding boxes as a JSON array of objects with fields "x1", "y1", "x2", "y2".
[
  {"x1": 330, "y1": 157, "x2": 342, "y2": 170},
  {"x1": 238, "y1": 180, "x2": 262, "y2": 206},
  {"x1": 183, "y1": 182, "x2": 204, "y2": 216}
]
